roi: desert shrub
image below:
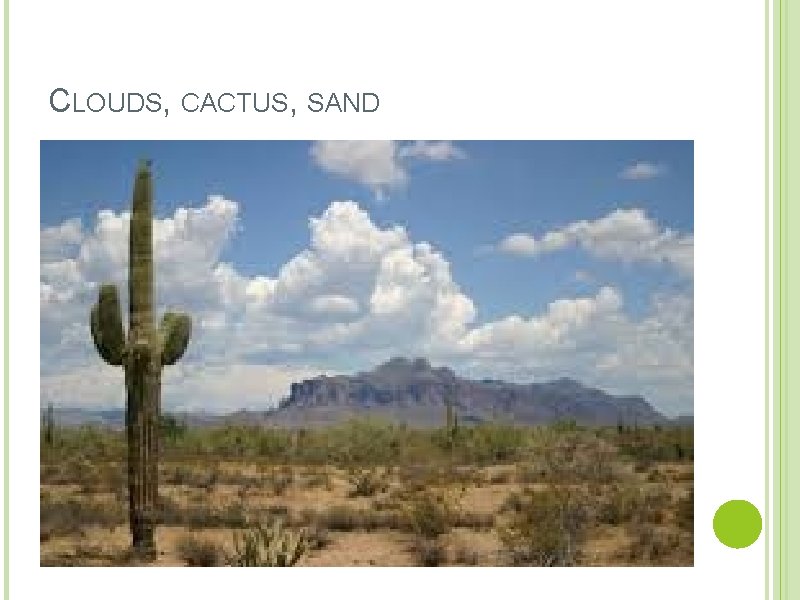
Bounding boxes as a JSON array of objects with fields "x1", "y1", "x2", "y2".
[
  {"x1": 460, "y1": 424, "x2": 527, "y2": 463},
  {"x1": 301, "y1": 468, "x2": 332, "y2": 490},
  {"x1": 41, "y1": 497, "x2": 126, "y2": 539},
  {"x1": 313, "y1": 505, "x2": 402, "y2": 532},
  {"x1": 676, "y1": 489, "x2": 693, "y2": 531},
  {"x1": 597, "y1": 486, "x2": 643, "y2": 525},
  {"x1": 40, "y1": 463, "x2": 63, "y2": 485},
  {"x1": 227, "y1": 519, "x2": 307, "y2": 567},
  {"x1": 264, "y1": 468, "x2": 294, "y2": 496},
  {"x1": 535, "y1": 431, "x2": 616, "y2": 484},
  {"x1": 315, "y1": 505, "x2": 363, "y2": 531},
  {"x1": 500, "y1": 490, "x2": 528, "y2": 514},
  {"x1": 262, "y1": 505, "x2": 290, "y2": 519},
  {"x1": 162, "y1": 464, "x2": 194, "y2": 486},
  {"x1": 442, "y1": 464, "x2": 484, "y2": 486},
  {"x1": 158, "y1": 496, "x2": 248, "y2": 529},
  {"x1": 160, "y1": 414, "x2": 187, "y2": 445},
  {"x1": 161, "y1": 464, "x2": 220, "y2": 488},
  {"x1": 411, "y1": 536, "x2": 447, "y2": 566},
  {"x1": 372, "y1": 497, "x2": 403, "y2": 511},
  {"x1": 620, "y1": 524, "x2": 687, "y2": 565},
  {"x1": 169, "y1": 425, "x2": 293, "y2": 461},
  {"x1": 488, "y1": 469, "x2": 513, "y2": 484},
  {"x1": 394, "y1": 464, "x2": 441, "y2": 492},
  {"x1": 347, "y1": 468, "x2": 388, "y2": 497},
  {"x1": 216, "y1": 469, "x2": 262, "y2": 488},
  {"x1": 177, "y1": 535, "x2": 221, "y2": 566},
  {"x1": 598, "y1": 485, "x2": 671, "y2": 526},
  {"x1": 303, "y1": 523, "x2": 331, "y2": 550},
  {"x1": 258, "y1": 429, "x2": 296, "y2": 460},
  {"x1": 62, "y1": 457, "x2": 98, "y2": 486},
  {"x1": 322, "y1": 419, "x2": 408, "y2": 465},
  {"x1": 452, "y1": 544, "x2": 480, "y2": 565},
  {"x1": 515, "y1": 463, "x2": 546, "y2": 484},
  {"x1": 616, "y1": 426, "x2": 694, "y2": 463},
  {"x1": 637, "y1": 487, "x2": 671, "y2": 524},
  {"x1": 207, "y1": 503, "x2": 249, "y2": 528},
  {"x1": 499, "y1": 486, "x2": 588, "y2": 566},
  {"x1": 48, "y1": 426, "x2": 126, "y2": 462},
  {"x1": 450, "y1": 510, "x2": 495, "y2": 530},
  {"x1": 550, "y1": 419, "x2": 580, "y2": 433},
  {"x1": 404, "y1": 491, "x2": 453, "y2": 539},
  {"x1": 203, "y1": 468, "x2": 220, "y2": 491},
  {"x1": 157, "y1": 495, "x2": 187, "y2": 525}
]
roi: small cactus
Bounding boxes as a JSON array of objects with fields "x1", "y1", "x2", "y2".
[
  {"x1": 228, "y1": 520, "x2": 308, "y2": 567},
  {"x1": 89, "y1": 161, "x2": 192, "y2": 559},
  {"x1": 444, "y1": 386, "x2": 459, "y2": 445},
  {"x1": 42, "y1": 402, "x2": 55, "y2": 446}
]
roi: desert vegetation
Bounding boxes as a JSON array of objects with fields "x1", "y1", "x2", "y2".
[{"x1": 40, "y1": 418, "x2": 693, "y2": 566}]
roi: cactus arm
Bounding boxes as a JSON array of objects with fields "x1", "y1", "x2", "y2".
[
  {"x1": 90, "y1": 284, "x2": 126, "y2": 366},
  {"x1": 158, "y1": 312, "x2": 192, "y2": 365}
]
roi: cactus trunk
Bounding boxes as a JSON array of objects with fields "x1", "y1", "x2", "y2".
[
  {"x1": 90, "y1": 161, "x2": 192, "y2": 560},
  {"x1": 126, "y1": 350, "x2": 161, "y2": 556},
  {"x1": 126, "y1": 162, "x2": 158, "y2": 557}
]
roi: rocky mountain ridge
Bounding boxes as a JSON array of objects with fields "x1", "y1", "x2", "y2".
[{"x1": 267, "y1": 357, "x2": 667, "y2": 427}]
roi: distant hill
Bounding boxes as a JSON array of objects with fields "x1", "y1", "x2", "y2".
[
  {"x1": 45, "y1": 357, "x2": 684, "y2": 428},
  {"x1": 262, "y1": 357, "x2": 668, "y2": 427},
  {"x1": 44, "y1": 406, "x2": 126, "y2": 428},
  {"x1": 42, "y1": 407, "x2": 237, "y2": 429}
]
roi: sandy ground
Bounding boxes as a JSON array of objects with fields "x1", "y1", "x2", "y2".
[{"x1": 41, "y1": 460, "x2": 693, "y2": 567}]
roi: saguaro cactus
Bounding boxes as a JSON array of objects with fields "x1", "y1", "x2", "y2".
[
  {"x1": 43, "y1": 402, "x2": 55, "y2": 447},
  {"x1": 444, "y1": 386, "x2": 458, "y2": 445},
  {"x1": 90, "y1": 160, "x2": 191, "y2": 559}
]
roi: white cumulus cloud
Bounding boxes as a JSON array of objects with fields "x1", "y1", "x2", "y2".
[
  {"x1": 618, "y1": 161, "x2": 666, "y2": 180},
  {"x1": 310, "y1": 140, "x2": 466, "y2": 199},
  {"x1": 494, "y1": 208, "x2": 693, "y2": 277},
  {"x1": 398, "y1": 140, "x2": 467, "y2": 161}
]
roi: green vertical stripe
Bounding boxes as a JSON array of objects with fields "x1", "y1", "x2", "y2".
[
  {"x1": 775, "y1": 0, "x2": 784, "y2": 593},
  {"x1": 765, "y1": 0, "x2": 771, "y2": 597},
  {"x1": 782, "y1": 0, "x2": 800, "y2": 598},
  {"x1": 3, "y1": 0, "x2": 9, "y2": 595},
  {"x1": 774, "y1": 0, "x2": 797, "y2": 597}
]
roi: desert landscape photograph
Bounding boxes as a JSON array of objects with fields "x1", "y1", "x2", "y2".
[{"x1": 40, "y1": 140, "x2": 694, "y2": 566}]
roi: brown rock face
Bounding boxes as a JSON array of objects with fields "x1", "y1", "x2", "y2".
[{"x1": 271, "y1": 357, "x2": 666, "y2": 428}]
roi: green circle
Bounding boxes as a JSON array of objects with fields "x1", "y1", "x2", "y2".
[{"x1": 713, "y1": 500, "x2": 762, "y2": 548}]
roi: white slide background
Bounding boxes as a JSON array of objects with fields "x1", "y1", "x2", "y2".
[{"x1": 5, "y1": 1, "x2": 770, "y2": 598}]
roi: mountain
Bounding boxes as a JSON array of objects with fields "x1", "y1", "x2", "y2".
[
  {"x1": 40, "y1": 407, "x2": 233, "y2": 429},
  {"x1": 44, "y1": 407, "x2": 126, "y2": 428},
  {"x1": 266, "y1": 357, "x2": 667, "y2": 427},
  {"x1": 44, "y1": 358, "x2": 672, "y2": 428}
]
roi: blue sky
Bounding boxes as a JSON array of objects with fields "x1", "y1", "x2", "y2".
[{"x1": 40, "y1": 140, "x2": 694, "y2": 415}]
